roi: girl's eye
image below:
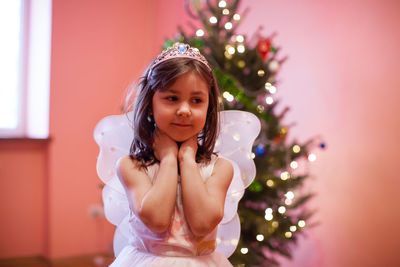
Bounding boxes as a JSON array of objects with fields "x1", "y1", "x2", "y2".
[
  {"x1": 192, "y1": 98, "x2": 203, "y2": 104},
  {"x1": 166, "y1": 96, "x2": 178, "y2": 101}
]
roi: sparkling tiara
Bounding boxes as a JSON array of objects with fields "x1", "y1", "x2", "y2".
[{"x1": 147, "y1": 43, "x2": 211, "y2": 78}]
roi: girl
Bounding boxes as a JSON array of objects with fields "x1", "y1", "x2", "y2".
[{"x1": 94, "y1": 43, "x2": 260, "y2": 266}]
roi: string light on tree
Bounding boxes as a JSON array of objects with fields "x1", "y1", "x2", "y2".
[
  {"x1": 224, "y1": 51, "x2": 232, "y2": 59},
  {"x1": 265, "y1": 213, "x2": 273, "y2": 221},
  {"x1": 222, "y1": 8, "x2": 229, "y2": 15},
  {"x1": 269, "y1": 60, "x2": 280, "y2": 72},
  {"x1": 290, "y1": 161, "x2": 298, "y2": 169},
  {"x1": 218, "y1": 0, "x2": 227, "y2": 8},
  {"x1": 225, "y1": 22, "x2": 233, "y2": 30},
  {"x1": 209, "y1": 16, "x2": 217, "y2": 24},
  {"x1": 240, "y1": 247, "x2": 249, "y2": 254},
  {"x1": 226, "y1": 45, "x2": 235, "y2": 54},
  {"x1": 266, "y1": 179, "x2": 274, "y2": 187},
  {"x1": 278, "y1": 206, "x2": 286, "y2": 214},
  {"x1": 285, "y1": 191, "x2": 294, "y2": 200},
  {"x1": 233, "y1": 14, "x2": 241, "y2": 20},
  {"x1": 270, "y1": 86, "x2": 277, "y2": 94},
  {"x1": 264, "y1": 82, "x2": 277, "y2": 94},
  {"x1": 285, "y1": 190, "x2": 295, "y2": 205},
  {"x1": 265, "y1": 208, "x2": 273, "y2": 221},
  {"x1": 293, "y1": 145, "x2": 301, "y2": 153},
  {"x1": 308, "y1": 153, "x2": 317, "y2": 162},
  {"x1": 298, "y1": 220, "x2": 306, "y2": 228},
  {"x1": 256, "y1": 234, "x2": 264, "y2": 241},
  {"x1": 237, "y1": 60, "x2": 245, "y2": 68},
  {"x1": 223, "y1": 91, "x2": 234, "y2": 102},
  {"x1": 236, "y1": 35, "x2": 244, "y2": 42},
  {"x1": 237, "y1": 44, "x2": 245, "y2": 53},
  {"x1": 196, "y1": 29, "x2": 204, "y2": 37},
  {"x1": 280, "y1": 171, "x2": 290, "y2": 180},
  {"x1": 265, "y1": 96, "x2": 274, "y2": 105}
]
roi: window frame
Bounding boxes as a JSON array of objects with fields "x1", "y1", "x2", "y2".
[{"x1": 0, "y1": 0, "x2": 52, "y2": 139}]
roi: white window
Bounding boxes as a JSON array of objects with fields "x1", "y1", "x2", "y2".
[{"x1": 0, "y1": 0, "x2": 52, "y2": 139}]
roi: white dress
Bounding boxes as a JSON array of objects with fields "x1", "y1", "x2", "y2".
[{"x1": 110, "y1": 156, "x2": 232, "y2": 266}]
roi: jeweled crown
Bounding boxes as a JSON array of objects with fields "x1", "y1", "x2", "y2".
[{"x1": 148, "y1": 43, "x2": 211, "y2": 78}]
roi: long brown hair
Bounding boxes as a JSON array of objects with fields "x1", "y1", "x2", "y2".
[{"x1": 127, "y1": 57, "x2": 221, "y2": 167}]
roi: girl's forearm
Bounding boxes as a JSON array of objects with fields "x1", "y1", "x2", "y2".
[
  {"x1": 139, "y1": 156, "x2": 178, "y2": 232},
  {"x1": 179, "y1": 158, "x2": 222, "y2": 236}
]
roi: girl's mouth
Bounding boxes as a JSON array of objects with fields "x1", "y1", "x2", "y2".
[{"x1": 172, "y1": 123, "x2": 191, "y2": 127}]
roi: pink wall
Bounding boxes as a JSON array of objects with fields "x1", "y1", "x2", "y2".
[
  {"x1": 1, "y1": 0, "x2": 400, "y2": 266},
  {"x1": 0, "y1": 140, "x2": 47, "y2": 257},
  {"x1": 48, "y1": 0, "x2": 158, "y2": 259}
]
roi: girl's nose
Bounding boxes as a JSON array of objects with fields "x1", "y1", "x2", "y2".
[{"x1": 177, "y1": 102, "x2": 191, "y2": 117}]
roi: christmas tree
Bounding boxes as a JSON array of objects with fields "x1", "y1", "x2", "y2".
[{"x1": 165, "y1": 0, "x2": 324, "y2": 265}]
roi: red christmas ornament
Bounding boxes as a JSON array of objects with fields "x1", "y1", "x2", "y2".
[
  {"x1": 273, "y1": 135, "x2": 282, "y2": 143},
  {"x1": 257, "y1": 38, "x2": 271, "y2": 61}
]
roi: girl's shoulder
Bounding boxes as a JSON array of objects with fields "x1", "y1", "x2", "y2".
[
  {"x1": 208, "y1": 154, "x2": 232, "y2": 170},
  {"x1": 116, "y1": 155, "x2": 150, "y2": 186},
  {"x1": 117, "y1": 155, "x2": 155, "y2": 172},
  {"x1": 198, "y1": 155, "x2": 232, "y2": 181},
  {"x1": 214, "y1": 156, "x2": 233, "y2": 169},
  {"x1": 117, "y1": 155, "x2": 139, "y2": 172},
  {"x1": 213, "y1": 156, "x2": 233, "y2": 177}
]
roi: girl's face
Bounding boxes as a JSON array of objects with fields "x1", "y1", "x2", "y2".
[{"x1": 152, "y1": 71, "x2": 209, "y2": 142}]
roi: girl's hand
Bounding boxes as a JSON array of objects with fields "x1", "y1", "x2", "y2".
[
  {"x1": 178, "y1": 135, "x2": 198, "y2": 162},
  {"x1": 153, "y1": 129, "x2": 178, "y2": 161}
]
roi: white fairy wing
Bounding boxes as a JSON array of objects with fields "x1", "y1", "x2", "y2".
[
  {"x1": 94, "y1": 112, "x2": 133, "y2": 255},
  {"x1": 94, "y1": 110, "x2": 260, "y2": 258},
  {"x1": 94, "y1": 111, "x2": 134, "y2": 193},
  {"x1": 214, "y1": 111, "x2": 261, "y2": 257}
]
